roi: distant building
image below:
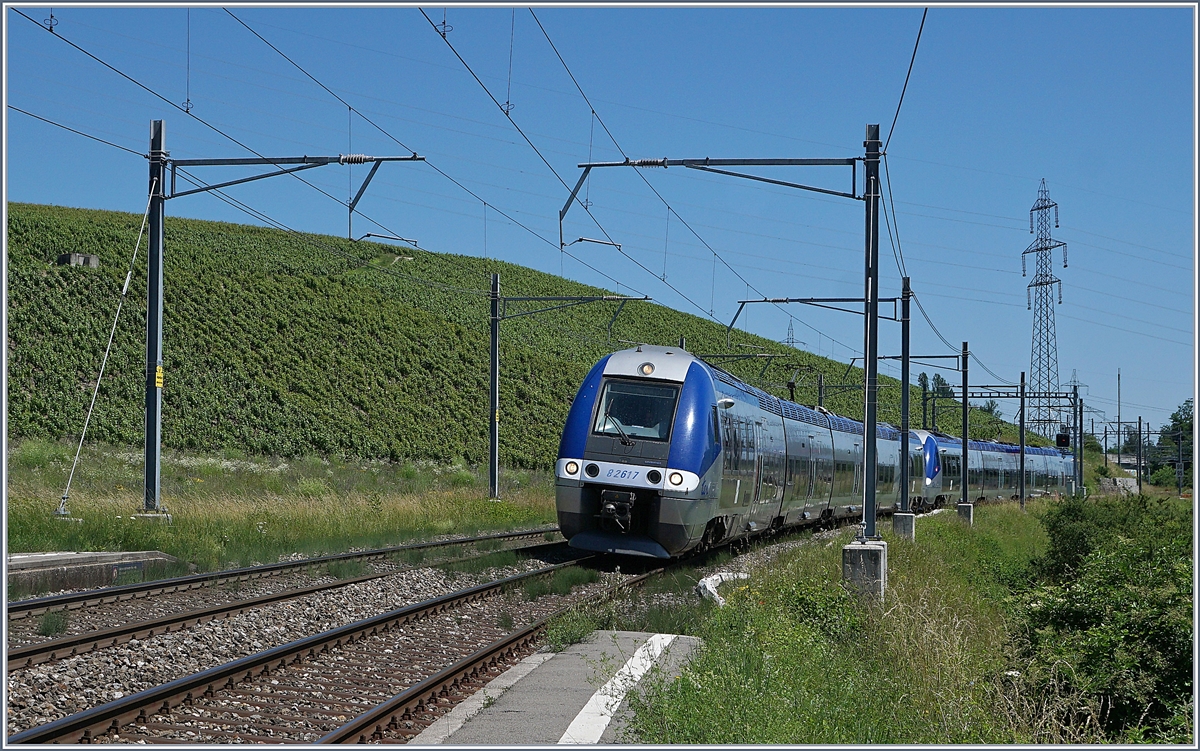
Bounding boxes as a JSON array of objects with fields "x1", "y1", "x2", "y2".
[{"x1": 56, "y1": 253, "x2": 99, "y2": 268}]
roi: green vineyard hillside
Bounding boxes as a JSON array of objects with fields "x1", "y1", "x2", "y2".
[{"x1": 7, "y1": 203, "x2": 1033, "y2": 468}]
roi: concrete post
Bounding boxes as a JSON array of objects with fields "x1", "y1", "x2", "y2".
[{"x1": 842, "y1": 539, "x2": 887, "y2": 599}]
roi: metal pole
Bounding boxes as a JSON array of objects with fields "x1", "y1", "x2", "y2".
[
  {"x1": 961, "y1": 341, "x2": 969, "y2": 507},
  {"x1": 1019, "y1": 371, "x2": 1026, "y2": 510},
  {"x1": 1137, "y1": 415, "x2": 1143, "y2": 495},
  {"x1": 1117, "y1": 369, "x2": 1121, "y2": 468},
  {"x1": 1104, "y1": 424, "x2": 1108, "y2": 468},
  {"x1": 900, "y1": 277, "x2": 911, "y2": 513},
  {"x1": 489, "y1": 273, "x2": 500, "y2": 499},
  {"x1": 932, "y1": 396, "x2": 937, "y2": 432},
  {"x1": 1075, "y1": 383, "x2": 1084, "y2": 494},
  {"x1": 1178, "y1": 429, "x2": 1184, "y2": 498},
  {"x1": 1080, "y1": 395, "x2": 1089, "y2": 489},
  {"x1": 818, "y1": 372, "x2": 824, "y2": 408},
  {"x1": 144, "y1": 120, "x2": 167, "y2": 513},
  {"x1": 860, "y1": 123, "x2": 882, "y2": 539}
]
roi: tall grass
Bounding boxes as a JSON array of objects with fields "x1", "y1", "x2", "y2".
[
  {"x1": 627, "y1": 504, "x2": 1088, "y2": 744},
  {"x1": 7, "y1": 439, "x2": 556, "y2": 576}
]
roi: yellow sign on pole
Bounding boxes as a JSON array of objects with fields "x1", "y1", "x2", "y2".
[{"x1": 155, "y1": 365, "x2": 164, "y2": 389}]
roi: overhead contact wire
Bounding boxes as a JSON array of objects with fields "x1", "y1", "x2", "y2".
[
  {"x1": 224, "y1": 7, "x2": 643, "y2": 298},
  {"x1": 15, "y1": 8, "x2": 410, "y2": 244},
  {"x1": 421, "y1": 7, "x2": 708, "y2": 319},
  {"x1": 529, "y1": 8, "x2": 858, "y2": 356},
  {"x1": 8, "y1": 105, "x2": 146, "y2": 157}
]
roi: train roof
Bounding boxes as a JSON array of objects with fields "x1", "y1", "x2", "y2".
[
  {"x1": 699, "y1": 355, "x2": 906, "y2": 439},
  {"x1": 606, "y1": 347, "x2": 1068, "y2": 455},
  {"x1": 929, "y1": 433, "x2": 1069, "y2": 456}
]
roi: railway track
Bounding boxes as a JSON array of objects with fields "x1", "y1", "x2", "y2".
[
  {"x1": 6, "y1": 540, "x2": 567, "y2": 671},
  {"x1": 7, "y1": 527, "x2": 559, "y2": 623},
  {"x1": 8, "y1": 558, "x2": 654, "y2": 744},
  {"x1": 7, "y1": 529, "x2": 561, "y2": 654}
]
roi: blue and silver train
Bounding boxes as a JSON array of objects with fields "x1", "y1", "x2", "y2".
[{"x1": 555, "y1": 345, "x2": 1074, "y2": 558}]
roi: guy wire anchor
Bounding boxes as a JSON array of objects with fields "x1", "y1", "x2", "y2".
[
  {"x1": 855, "y1": 520, "x2": 868, "y2": 543},
  {"x1": 53, "y1": 493, "x2": 82, "y2": 523}
]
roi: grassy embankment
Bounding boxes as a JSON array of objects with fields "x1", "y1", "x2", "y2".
[
  {"x1": 7, "y1": 438, "x2": 556, "y2": 580},
  {"x1": 7, "y1": 201, "x2": 1039, "y2": 473},
  {"x1": 567, "y1": 497, "x2": 1193, "y2": 744}
]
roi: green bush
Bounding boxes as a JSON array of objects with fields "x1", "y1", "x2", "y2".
[
  {"x1": 1149, "y1": 465, "x2": 1180, "y2": 487},
  {"x1": 37, "y1": 610, "x2": 69, "y2": 637},
  {"x1": 1015, "y1": 496, "x2": 1193, "y2": 741}
]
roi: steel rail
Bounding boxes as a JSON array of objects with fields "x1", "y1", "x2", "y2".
[
  {"x1": 7, "y1": 527, "x2": 558, "y2": 619},
  {"x1": 6, "y1": 541, "x2": 568, "y2": 670},
  {"x1": 7, "y1": 556, "x2": 594, "y2": 744},
  {"x1": 318, "y1": 568, "x2": 660, "y2": 744}
]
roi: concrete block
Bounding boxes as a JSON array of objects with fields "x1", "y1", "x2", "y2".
[
  {"x1": 842, "y1": 540, "x2": 887, "y2": 598},
  {"x1": 957, "y1": 503, "x2": 974, "y2": 525},
  {"x1": 132, "y1": 512, "x2": 173, "y2": 524},
  {"x1": 56, "y1": 252, "x2": 100, "y2": 268},
  {"x1": 7, "y1": 550, "x2": 185, "y2": 596},
  {"x1": 892, "y1": 512, "x2": 915, "y2": 540}
]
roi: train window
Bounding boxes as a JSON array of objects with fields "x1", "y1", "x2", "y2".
[
  {"x1": 712, "y1": 406, "x2": 721, "y2": 445},
  {"x1": 593, "y1": 380, "x2": 679, "y2": 441}
]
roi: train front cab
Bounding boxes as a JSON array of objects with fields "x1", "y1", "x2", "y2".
[{"x1": 555, "y1": 348, "x2": 723, "y2": 559}]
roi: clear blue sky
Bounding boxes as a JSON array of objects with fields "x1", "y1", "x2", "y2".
[{"x1": 4, "y1": 3, "x2": 1195, "y2": 432}]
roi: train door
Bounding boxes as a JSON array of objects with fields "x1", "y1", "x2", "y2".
[
  {"x1": 788, "y1": 431, "x2": 814, "y2": 523},
  {"x1": 749, "y1": 420, "x2": 778, "y2": 531},
  {"x1": 751, "y1": 421, "x2": 765, "y2": 507},
  {"x1": 764, "y1": 417, "x2": 787, "y2": 525},
  {"x1": 810, "y1": 430, "x2": 834, "y2": 519},
  {"x1": 718, "y1": 401, "x2": 743, "y2": 512}
]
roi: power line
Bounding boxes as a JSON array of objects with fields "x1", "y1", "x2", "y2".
[
  {"x1": 527, "y1": 8, "x2": 859, "y2": 356},
  {"x1": 883, "y1": 7, "x2": 928, "y2": 153},
  {"x1": 880, "y1": 161, "x2": 905, "y2": 279},
  {"x1": 220, "y1": 8, "x2": 646, "y2": 299},
  {"x1": 173, "y1": 167, "x2": 490, "y2": 298},
  {"x1": 8, "y1": 104, "x2": 146, "y2": 157},
  {"x1": 881, "y1": 154, "x2": 907, "y2": 277},
  {"x1": 420, "y1": 7, "x2": 724, "y2": 325},
  {"x1": 13, "y1": 7, "x2": 412, "y2": 245}
]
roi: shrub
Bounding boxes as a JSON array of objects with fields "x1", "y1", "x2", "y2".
[
  {"x1": 1015, "y1": 496, "x2": 1193, "y2": 740},
  {"x1": 37, "y1": 610, "x2": 69, "y2": 637}
]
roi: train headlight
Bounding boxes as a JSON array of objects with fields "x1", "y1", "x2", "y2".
[
  {"x1": 638, "y1": 362, "x2": 655, "y2": 376},
  {"x1": 565, "y1": 461, "x2": 579, "y2": 476},
  {"x1": 585, "y1": 463, "x2": 600, "y2": 477},
  {"x1": 669, "y1": 472, "x2": 684, "y2": 486}
]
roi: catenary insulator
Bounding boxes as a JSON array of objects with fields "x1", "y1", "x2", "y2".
[{"x1": 339, "y1": 154, "x2": 370, "y2": 165}]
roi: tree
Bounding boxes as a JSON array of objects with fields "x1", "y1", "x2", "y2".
[
  {"x1": 917, "y1": 372, "x2": 930, "y2": 392},
  {"x1": 931, "y1": 373, "x2": 953, "y2": 397},
  {"x1": 1150, "y1": 398, "x2": 1192, "y2": 489},
  {"x1": 977, "y1": 399, "x2": 1002, "y2": 419}
]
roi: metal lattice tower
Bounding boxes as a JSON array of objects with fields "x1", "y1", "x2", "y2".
[{"x1": 1021, "y1": 179, "x2": 1068, "y2": 437}]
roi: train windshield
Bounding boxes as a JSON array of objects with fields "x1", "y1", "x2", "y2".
[{"x1": 592, "y1": 379, "x2": 679, "y2": 442}]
